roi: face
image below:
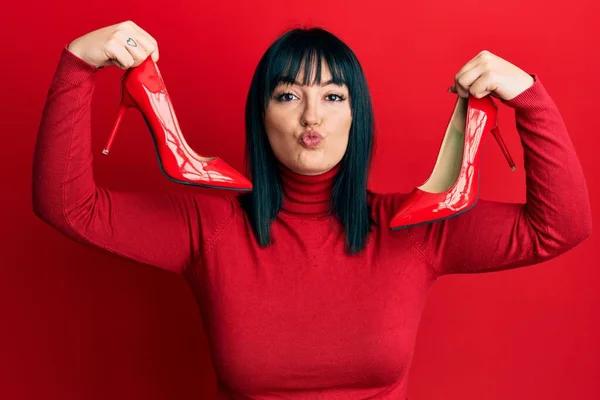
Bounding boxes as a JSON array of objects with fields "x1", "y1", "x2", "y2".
[{"x1": 264, "y1": 60, "x2": 352, "y2": 176}]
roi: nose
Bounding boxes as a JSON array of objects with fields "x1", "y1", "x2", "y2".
[{"x1": 300, "y1": 95, "x2": 322, "y2": 127}]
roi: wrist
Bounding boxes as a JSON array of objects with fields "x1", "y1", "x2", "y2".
[{"x1": 65, "y1": 41, "x2": 103, "y2": 69}]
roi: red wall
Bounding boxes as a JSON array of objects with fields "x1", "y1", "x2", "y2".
[{"x1": 1, "y1": 1, "x2": 598, "y2": 399}]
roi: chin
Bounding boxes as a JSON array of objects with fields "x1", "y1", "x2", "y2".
[
  {"x1": 296, "y1": 166, "x2": 325, "y2": 176},
  {"x1": 290, "y1": 157, "x2": 339, "y2": 176}
]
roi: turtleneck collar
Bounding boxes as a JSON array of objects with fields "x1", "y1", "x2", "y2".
[{"x1": 277, "y1": 162, "x2": 341, "y2": 217}]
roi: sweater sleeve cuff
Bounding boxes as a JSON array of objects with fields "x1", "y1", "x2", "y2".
[
  {"x1": 52, "y1": 44, "x2": 103, "y2": 86},
  {"x1": 500, "y1": 73, "x2": 553, "y2": 111}
]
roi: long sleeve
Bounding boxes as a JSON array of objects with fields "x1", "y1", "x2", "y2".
[
  {"x1": 32, "y1": 45, "x2": 235, "y2": 275},
  {"x1": 404, "y1": 73, "x2": 592, "y2": 277}
]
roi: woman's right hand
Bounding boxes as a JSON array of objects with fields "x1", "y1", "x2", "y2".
[{"x1": 66, "y1": 20, "x2": 159, "y2": 70}]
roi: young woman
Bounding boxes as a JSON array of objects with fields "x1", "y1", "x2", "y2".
[{"x1": 32, "y1": 20, "x2": 592, "y2": 399}]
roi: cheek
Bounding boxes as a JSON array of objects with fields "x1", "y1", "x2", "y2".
[
  {"x1": 344, "y1": 111, "x2": 353, "y2": 131},
  {"x1": 335, "y1": 108, "x2": 353, "y2": 138},
  {"x1": 336, "y1": 111, "x2": 352, "y2": 152},
  {"x1": 263, "y1": 109, "x2": 297, "y2": 161},
  {"x1": 265, "y1": 108, "x2": 294, "y2": 139}
]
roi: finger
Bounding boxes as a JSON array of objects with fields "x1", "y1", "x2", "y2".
[
  {"x1": 469, "y1": 72, "x2": 500, "y2": 99},
  {"x1": 132, "y1": 33, "x2": 159, "y2": 63},
  {"x1": 455, "y1": 63, "x2": 486, "y2": 98},
  {"x1": 453, "y1": 76, "x2": 470, "y2": 99},
  {"x1": 449, "y1": 82, "x2": 499, "y2": 99},
  {"x1": 125, "y1": 21, "x2": 159, "y2": 63},
  {"x1": 128, "y1": 21, "x2": 159, "y2": 48},
  {"x1": 116, "y1": 32, "x2": 149, "y2": 67},
  {"x1": 454, "y1": 50, "x2": 493, "y2": 79},
  {"x1": 448, "y1": 85, "x2": 465, "y2": 96},
  {"x1": 454, "y1": 53, "x2": 482, "y2": 80},
  {"x1": 106, "y1": 59, "x2": 126, "y2": 69},
  {"x1": 104, "y1": 37, "x2": 136, "y2": 69},
  {"x1": 453, "y1": 51, "x2": 492, "y2": 98}
]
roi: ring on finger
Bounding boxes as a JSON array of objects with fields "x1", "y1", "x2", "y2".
[{"x1": 126, "y1": 37, "x2": 138, "y2": 47}]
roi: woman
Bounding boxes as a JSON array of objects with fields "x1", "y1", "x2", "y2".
[{"x1": 33, "y1": 20, "x2": 592, "y2": 399}]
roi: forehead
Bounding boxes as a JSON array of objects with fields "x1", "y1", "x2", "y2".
[
  {"x1": 276, "y1": 58, "x2": 346, "y2": 89},
  {"x1": 292, "y1": 59, "x2": 333, "y2": 82}
]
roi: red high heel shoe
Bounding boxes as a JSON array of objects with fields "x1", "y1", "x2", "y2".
[
  {"x1": 103, "y1": 56, "x2": 253, "y2": 191},
  {"x1": 389, "y1": 94, "x2": 516, "y2": 230}
]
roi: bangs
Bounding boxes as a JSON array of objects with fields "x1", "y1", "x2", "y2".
[{"x1": 263, "y1": 33, "x2": 351, "y2": 106}]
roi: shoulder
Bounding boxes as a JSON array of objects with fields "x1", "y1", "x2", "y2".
[
  {"x1": 176, "y1": 189, "x2": 239, "y2": 226},
  {"x1": 367, "y1": 189, "x2": 411, "y2": 227}
]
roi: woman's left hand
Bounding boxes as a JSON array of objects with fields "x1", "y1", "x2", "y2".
[{"x1": 448, "y1": 50, "x2": 535, "y2": 101}]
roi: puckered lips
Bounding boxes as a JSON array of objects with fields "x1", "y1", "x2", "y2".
[{"x1": 298, "y1": 130, "x2": 323, "y2": 149}]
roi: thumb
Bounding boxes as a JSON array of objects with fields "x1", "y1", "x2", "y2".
[{"x1": 107, "y1": 59, "x2": 127, "y2": 70}]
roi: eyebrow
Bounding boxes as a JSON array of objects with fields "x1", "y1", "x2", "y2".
[{"x1": 278, "y1": 76, "x2": 346, "y2": 87}]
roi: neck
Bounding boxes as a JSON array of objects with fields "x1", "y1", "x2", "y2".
[{"x1": 277, "y1": 162, "x2": 341, "y2": 217}]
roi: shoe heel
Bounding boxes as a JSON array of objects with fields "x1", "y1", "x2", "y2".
[
  {"x1": 102, "y1": 88, "x2": 136, "y2": 155},
  {"x1": 490, "y1": 125, "x2": 517, "y2": 171}
]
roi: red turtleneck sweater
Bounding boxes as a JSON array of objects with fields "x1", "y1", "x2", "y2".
[{"x1": 32, "y1": 46, "x2": 592, "y2": 399}]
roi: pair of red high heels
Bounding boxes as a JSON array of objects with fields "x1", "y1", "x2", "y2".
[{"x1": 104, "y1": 56, "x2": 515, "y2": 229}]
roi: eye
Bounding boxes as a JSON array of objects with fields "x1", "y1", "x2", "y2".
[
  {"x1": 274, "y1": 92, "x2": 348, "y2": 102},
  {"x1": 326, "y1": 93, "x2": 347, "y2": 102},
  {"x1": 274, "y1": 92, "x2": 298, "y2": 102}
]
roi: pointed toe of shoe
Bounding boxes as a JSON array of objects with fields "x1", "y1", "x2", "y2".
[
  {"x1": 207, "y1": 158, "x2": 253, "y2": 191},
  {"x1": 389, "y1": 188, "x2": 425, "y2": 229},
  {"x1": 388, "y1": 188, "x2": 452, "y2": 230}
]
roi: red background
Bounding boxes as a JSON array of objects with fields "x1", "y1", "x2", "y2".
[{"x1": 1, "y1": 1, "x2": 598, "y2": 399}]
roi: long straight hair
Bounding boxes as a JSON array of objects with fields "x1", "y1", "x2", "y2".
[{"x1": 240, "y1": 27, "x2": 375, "y2": 255}]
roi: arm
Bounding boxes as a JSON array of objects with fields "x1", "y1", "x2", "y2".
[
  {"x1": 32, "y1": 45, "x2": 234, "y2": 274},
  {"x1": 407, "y1": 73, "x2": 592, "y2": 277}
]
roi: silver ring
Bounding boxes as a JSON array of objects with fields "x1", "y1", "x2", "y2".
[{"x1": 126, "y1": 37, "x2": 137, "y2": 47}]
